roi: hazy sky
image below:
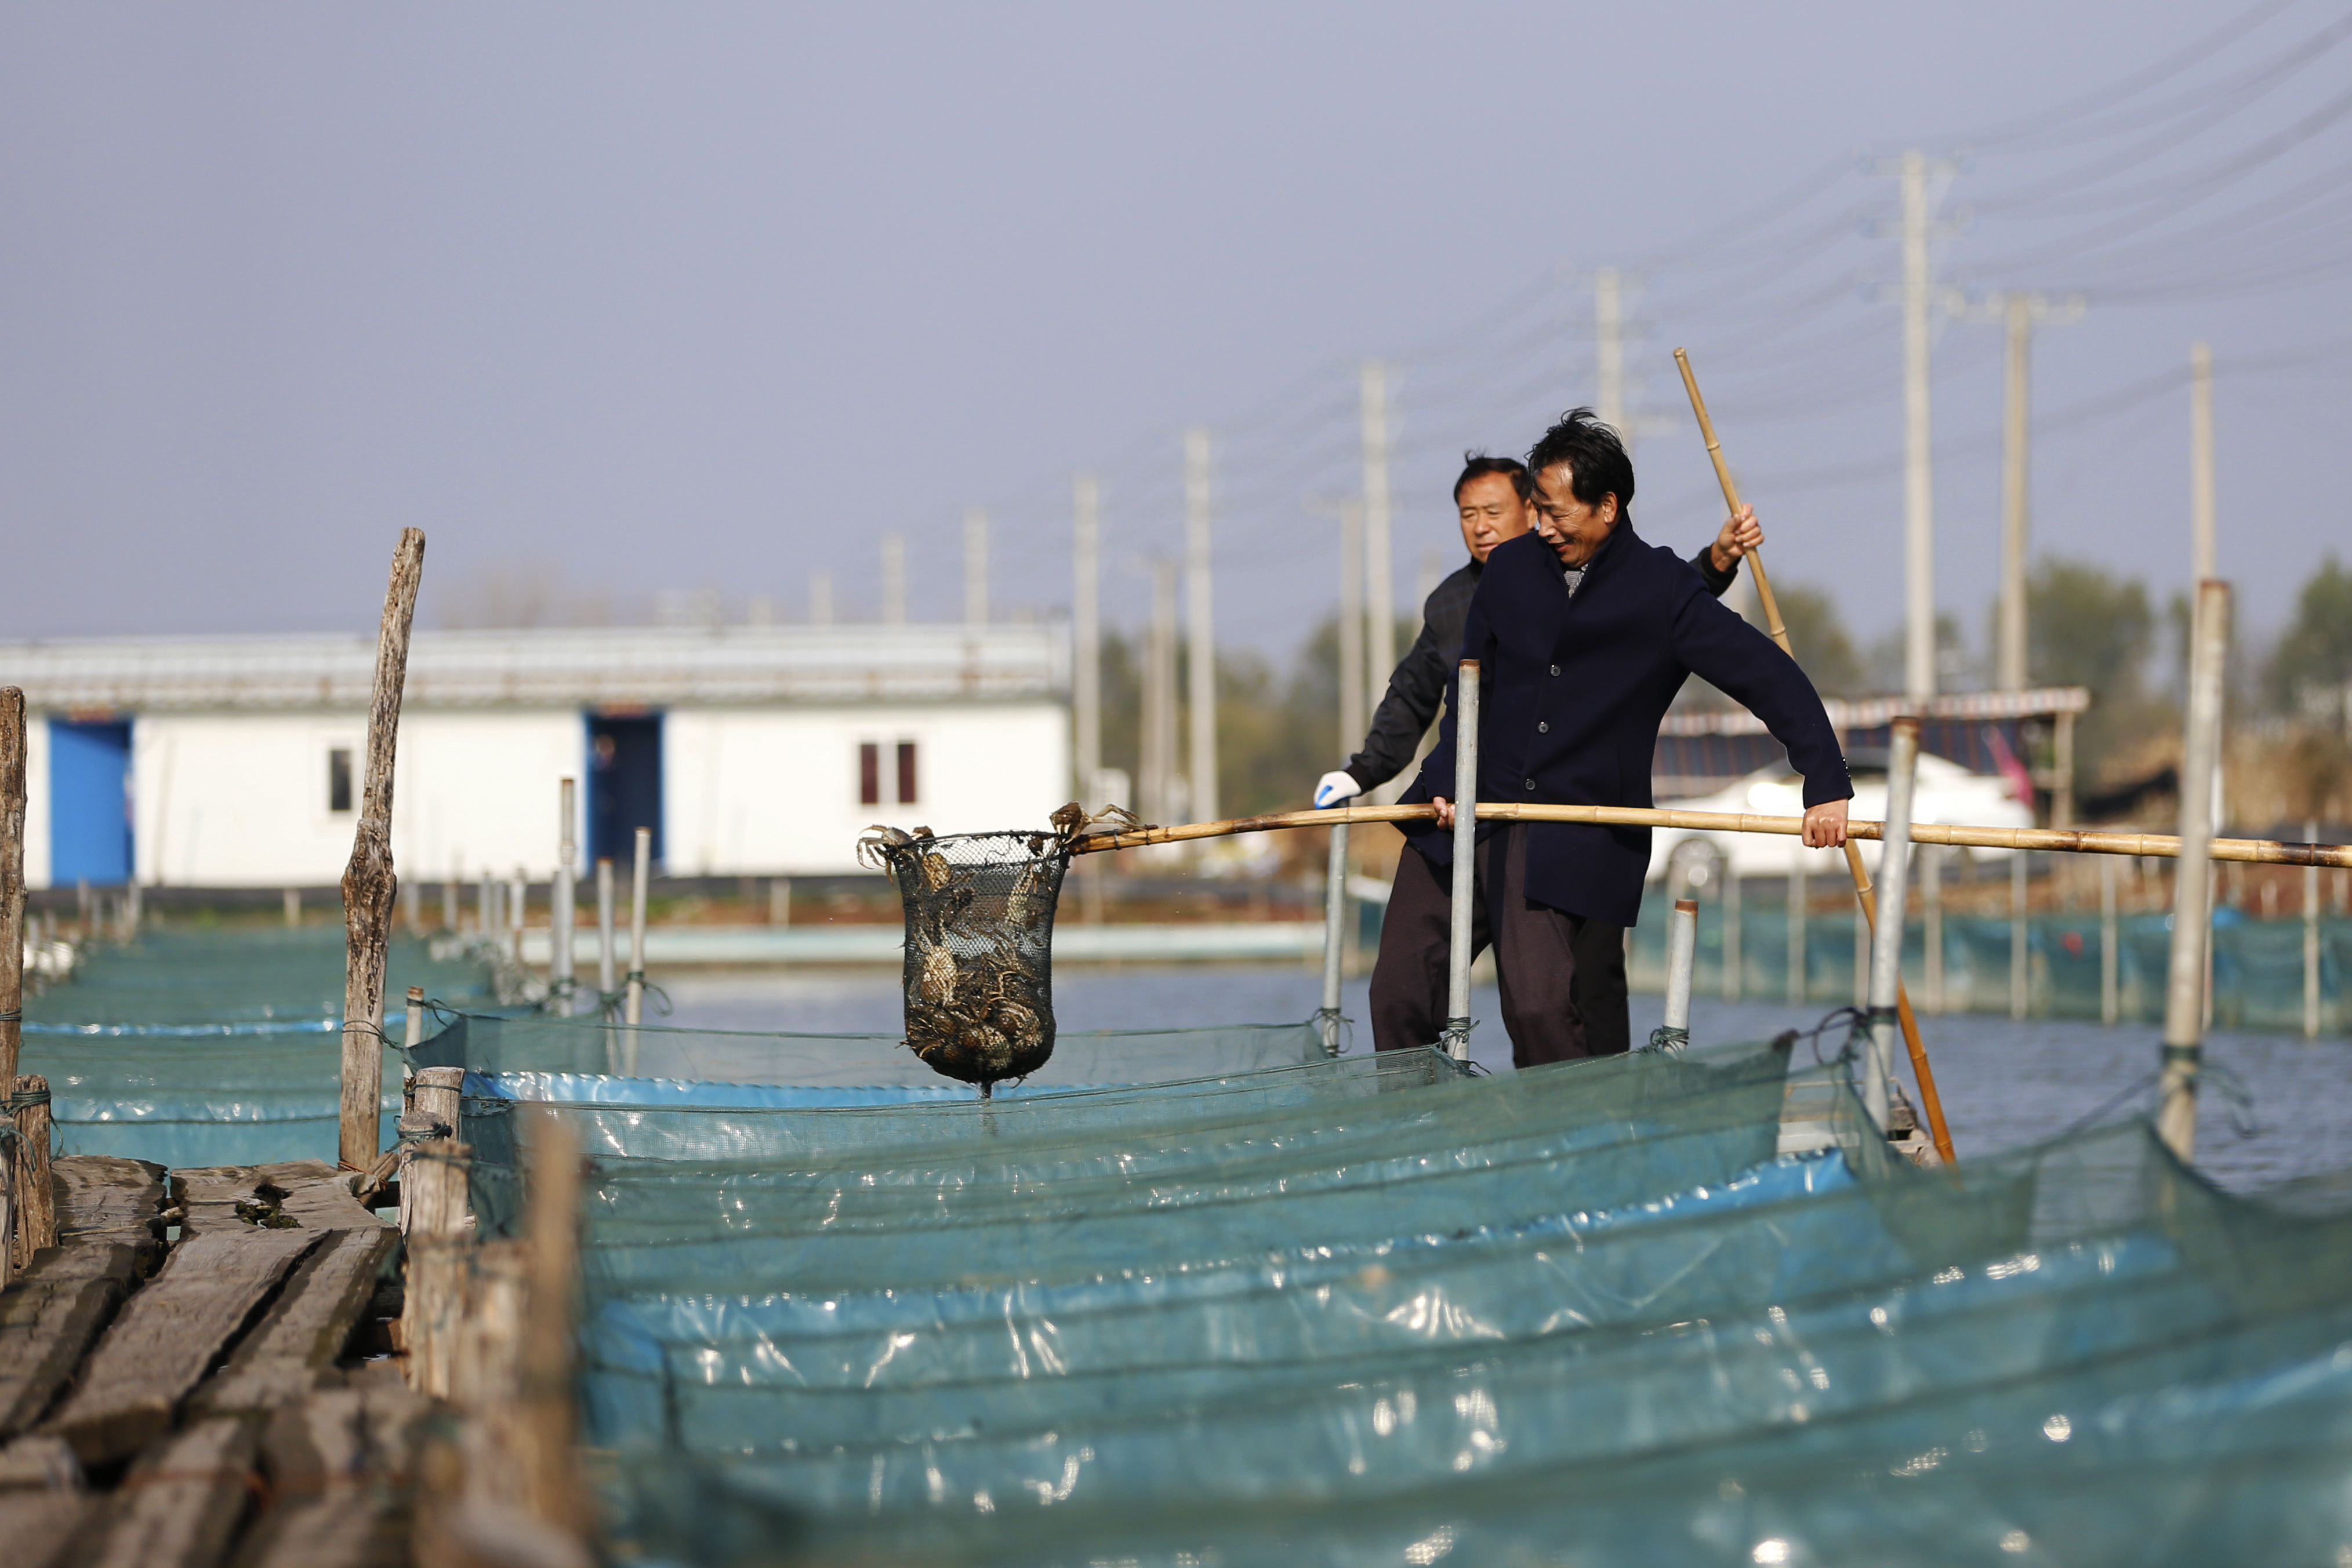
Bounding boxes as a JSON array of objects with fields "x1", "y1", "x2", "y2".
[{"x1": 3, "y1": 3, "x2": 2345, "y2": 662}]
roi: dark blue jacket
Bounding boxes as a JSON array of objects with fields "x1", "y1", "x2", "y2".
[{"x1": 1401, "y1": 524, "x2": 1850, "y2": 927}]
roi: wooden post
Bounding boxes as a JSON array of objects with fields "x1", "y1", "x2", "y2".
[
  {"x1": 399, "y1": 1064, "x2": 467, "y2": 1398},
  {"x1": 9, "y1": 1075, "x2": 55, "y2": 1272},
  {"x1": 340, "y1": 528, "x2": 426, "y2": 1173},
  {"x1": 1441, "y1": 662, "x2": 1478, "y2": 1061},
  {"x1": 517, "y1": 1108, "x2": 589, "y2": 1534},
  {"x1": 2159, "y1": 581, "x2": 2229, "y2": 1161},
  {"x1": 1, "y1": 688, "x2": 28, "y2": 1274}
]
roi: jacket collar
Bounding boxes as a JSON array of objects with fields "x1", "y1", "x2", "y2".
[{"x1": 1542, "y1": 518, "x2": 1639, "y2": 585}]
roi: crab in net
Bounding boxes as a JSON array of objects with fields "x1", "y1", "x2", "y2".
[{"x1": 858, "y1": 804, "x2": 1135, "y2": 1094}]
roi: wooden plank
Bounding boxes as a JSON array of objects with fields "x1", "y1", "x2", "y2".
[
  {"x1": 0, "y1": 1491, "x2": 91, "y2": 1568},
  {"x1": 72, "y1": 1415, "x2": 259, "y2": 1568},
  {"x1": 41, "y1": 1229, "x2": 319, "y2": 1466},
  {"x1": 0, "y1": 1432, "x2": 81, "y2": 1489},
  {"x1": 193, "y1": 1228, "x2": 398, "y2": 1417},
  {"x1": 50, "y1": 1158, "x2": 166, "y2": 1257},
  {"x1": 172, "y1": 1162, "x2": 387, "y2": 1240},
  {"x1": 0, "y1": 1242, "x2": 144, "y2": 1440},
  {"x1": 235, "y1": 1384, "x2": 427, "y2": 1568}
]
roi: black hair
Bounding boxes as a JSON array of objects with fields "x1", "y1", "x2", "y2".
[
  {"x1": 1453, "y1": 452, "x2": 1531, "y2": 503},
  {"x1": 1525, "y1": 408, "x2": 1633, "y2": 523}
]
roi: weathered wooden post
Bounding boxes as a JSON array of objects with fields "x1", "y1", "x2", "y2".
[
  {"x1": 1, "y1": 686, "x2": 51, "y2": 1272},
  {"x1": 340, "y1": 528, "x2": 426, "y2": 1173},
  {"x1": 400, "y1": 1063, "x2": 467, "y2": 1397},
  {"x1": 517, "y1": 1107, "x2": 589, "y2": 1534},
  {"x1": 2159, "y1": 580, "x2": 2230, "y2": 1162}
]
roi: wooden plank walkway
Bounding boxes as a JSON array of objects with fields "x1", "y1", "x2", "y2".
[{"x1": 0, "y1": 1155, "x2": 434, "y2": 1568}]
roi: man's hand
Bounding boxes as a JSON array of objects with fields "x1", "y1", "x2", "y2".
[
  {"x1": 1802, "y1": 799, "x2": 1848, "y2": 849},
  {"x1": 1314, "y1": 771, "x2": 1360, "y2": 809},
  {"x1": 1432, "y1": 796, "x2": 1456, "y2": 830},
  {"x1": 1708, "y1": 505, "x2": 1764, "y2": 574}
]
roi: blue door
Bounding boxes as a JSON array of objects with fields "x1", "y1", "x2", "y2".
[
  {"x1": 587, "y1": 713, "x2": 663, "y2": 868},
  {"x1": 50, "y1": 719, "x2": 133, "y2": 885}
]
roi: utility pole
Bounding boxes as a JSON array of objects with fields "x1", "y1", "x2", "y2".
[
  {"x1": 1184, "y1": 428, "x2": 1218, "y2": 825},
  {"x1": 1072, "y1": 473, "x2": 1101, "y2": 808},
  {"x1": 1950, "y1": 290, "x2": 2083, "y2": 692},
  {"x1": 1595, "y1": 269, "x2": 1625, "y2": 433},
  {"x1": 1360, "y1": 364, "x2": 1395, "y2": 716},
  {"x1": 1142, "y1": 559, "x2": 1179, "y2": 823},
  {"x1": 1336, "y1": 500, "x2": 1367, "y2": 758},
  {"x1": 1900, "y1": 150, "x2": 1939, "y2": 703},
  {"x1": 2191, "y1": 340, "x2": 2216, "y2": 582},
  {"x1": 880, "y1": 533, "x2": 907, "y2": 625},
  {"x1": 963, "y1": 509, "x2": 989, "y2": 625}
]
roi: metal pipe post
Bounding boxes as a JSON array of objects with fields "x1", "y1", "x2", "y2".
[
  {"x1": 1922, "y1": 845, "x2": 1944, "y2": 1014},
  {"x1": 553, "y1": 779, "x2": 576, "y2": 1017},
  {"x1": 402, "y1": 985, "x2": 424, "y2": 1102},
  {"x1": 1786, "y1": 855, "x2": 1807, "y2": 1005},
  {"x1": 2159, "y1": 580, "x2": 2230, "y2": 1162},
  {"x1": 1319, "y1": 822, "x2": 1349, "y2": 1057},
  {"x1": 625, "y1": 827, "x2": 651, "y2": 1047},
  {"x1": 1864, "y1": 717, "x2": 1924, "y2": 1131},
  {"x1": 1722, "y1": 867, "x2": 1743, "y2": 1001},
  {"x1": 1663, "y1": 898, "x2": 1698, "y2": 1041},
  {"x1": 595, "y1": 858, "x2": 616, "y2": 999},
  {"x1": 509, "y1": 868, "x2": 527, "y2": 969},
  {"x1": 2306, "y1": 818, "x2": 2322, "y2": 1040},
  {"x1": 2009, "y1": 851, "x2": 2029, "y2": 1020},
  {"x1": 1442, "y1": 661, "x2": 1479, "y2": 1061},
  {"x1": 2100, "y1": 854, "x2": 2120, "y2": 1026}
]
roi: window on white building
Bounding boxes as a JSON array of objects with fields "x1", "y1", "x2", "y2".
[
  {"x1": 895, "y1": 741, "x2": 919, "y2": 805},
  {"x1": 328, "y1": 747, "x2": 354, "y2": 813},
  {"x1": 858, "y1": 742, "x2": 881, "y2": 807}
]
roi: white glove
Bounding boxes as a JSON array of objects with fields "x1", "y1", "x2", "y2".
[{"x1": 1314, "y1": 771, "x2": 1361, "y2": 808}]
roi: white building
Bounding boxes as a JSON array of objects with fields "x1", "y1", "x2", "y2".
[{"x1": 0, "y1": 625, "x2": 1071, "y2": 888}]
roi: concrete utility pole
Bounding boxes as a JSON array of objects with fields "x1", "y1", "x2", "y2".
[
  {"x1": 2159, "y1": 579, "x2": 2231, "y2": 1161},
  {"x1": 1072, "y1": 473, "x2": 1102, "y2": 808},
  {"x1": 1184, "y1": 429, "x2": 1219, "y2": 825},
  {"x1": 963, "y1": 509, "x2": 989, "y2": 626},
  {"x1": 1595, "y1": 269, "x2": 1626, "y2": 433},
  {"x1": 1900, "y1": 150, "x2": 1940, "y2": 703},
  {"x1": 1336, "y1": 500, "x2": 1367, "y2": 758},
  {"x1": 880, "y1": 534, "x2": 907, "y2": 625},
  {"x1": 2191, "y1": 340, "x2": 2216, "y2": 582},
  {"x1": 807, "y1": 571, "x2": 834, "y2": 626},
  {"x1": 1360, "y1": 364, "x2": 1396, "y2": 715},
  {"x1": 1142, "y1": 559, "x2": 1180, "y2": 823}
]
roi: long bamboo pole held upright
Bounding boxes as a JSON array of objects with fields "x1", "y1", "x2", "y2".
[
  {"x1": 1675, "y1": 349, "x2": 1955, "y2": 1163},
  {"x1": 340, "y1": 529, "x2": 426, "y2": 1173}
]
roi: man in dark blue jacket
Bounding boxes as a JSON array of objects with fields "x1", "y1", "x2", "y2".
[
  {"x1": 1319, "y1": 452, "x2": 1764, "y2": 1056},
  {"x1": 1373, "y1": 409, "x2": 1852, "y2": 1065}
]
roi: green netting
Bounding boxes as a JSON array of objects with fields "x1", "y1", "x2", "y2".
[
  {"x1": 416, "y1": 1008, "x2": 1324, "y2": 1087},
  {"x1": 1629, "y1": 905, "x2": 2352, "y2": 1030},
  {"x1": 18, "y1": 927, "x2": 501, "y2": 1167},
  {"x1": 516, "y1": 1029, "x2": 2352, "y2": 1568}
]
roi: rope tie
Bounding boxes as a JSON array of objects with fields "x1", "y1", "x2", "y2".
[
  {"x1": 0, "y1": 1009, "x2": 21, "y2": 1023},
  {"x1": 1640, "y1": 1025, "x2": 1688, "y2": 1055},
  {"x1": 5, "y1": 1087, "x2": 52, "y2": 1110}
]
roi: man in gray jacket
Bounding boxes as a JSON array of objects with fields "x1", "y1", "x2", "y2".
[{"x1": 1314, "y1": 448, "x2": 1761, "y2": 1056}]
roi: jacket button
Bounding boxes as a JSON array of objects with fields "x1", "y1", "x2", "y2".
[
  {"x1": 1537, "y1": 721, "x2": 1549, "y2": 734},
  {"x1": 1525, "y1": 778, "x2": 1537, "y2": 790},
  {"x1": 1549, "y1": 664, "x2": 1561, "y2": 677}
]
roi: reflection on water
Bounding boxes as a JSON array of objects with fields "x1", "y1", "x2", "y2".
[{"x1": 659, "y1": 965, "x2": 2352, "y2": 1195}]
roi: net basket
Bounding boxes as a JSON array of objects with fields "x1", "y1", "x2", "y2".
[{"x1": 861, "y1": 826, "x2": 1073, "y2": 1090}]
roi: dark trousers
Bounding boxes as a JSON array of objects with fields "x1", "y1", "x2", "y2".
[{"x1": 1369, "y1": 823, "x2": 1628, "y2": 1067}]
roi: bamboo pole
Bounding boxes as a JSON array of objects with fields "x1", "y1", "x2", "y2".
[
  {"x1": 1676, "y1": 347, "x2": 1954, "y2": 1160},
  {"x1": 1071, "y1": 801, "x2": 2352, "y2": 870},
  {"x1": 340, "y1": 529, "x2": 425, "y2": 1172}
]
